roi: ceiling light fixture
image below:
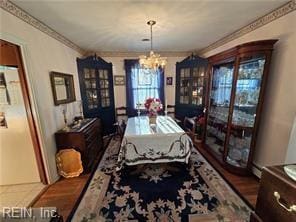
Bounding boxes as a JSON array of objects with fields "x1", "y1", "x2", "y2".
[{"x1": 139, "y1": 20, "x2": 167, "y2": 72}]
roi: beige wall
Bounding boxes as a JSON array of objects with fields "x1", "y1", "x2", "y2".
[
  {"x1": 0, "y1": 9, "x2": 82, "y2": 183},
  {"x1": 201, "y1": 11, "x2": 296, "y2": 170},
  {"x1": 286, "y1": 116, "x2": 296, "y2": 164},
  {"x1": 103, "y1": 57, "x2": 185, "y2": 107}
]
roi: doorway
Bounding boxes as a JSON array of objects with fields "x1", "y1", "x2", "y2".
[{"x1": 0, "y1": 39, "x2": 47, "y2": 207}]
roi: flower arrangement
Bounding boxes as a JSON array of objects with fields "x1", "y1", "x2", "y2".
[{"x1": 144, "y1": 97, "x2": 163, "y2": 117}]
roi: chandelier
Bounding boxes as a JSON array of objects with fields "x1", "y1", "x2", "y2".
[{"x1": 139, "y1": 20, "x2": 167, "y2": 72}]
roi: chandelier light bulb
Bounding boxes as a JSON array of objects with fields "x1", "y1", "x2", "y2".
[{"x1": 139, "y1": 21, "x2": 167, "y2": 72}]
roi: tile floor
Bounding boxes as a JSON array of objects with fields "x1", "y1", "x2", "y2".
[{"x1": 0, "y1": 182, "x2": 45, "y2": 209}]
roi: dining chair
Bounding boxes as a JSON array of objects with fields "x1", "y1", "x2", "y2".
[
  {"x1": 114, "y1": 106, "x2": 128, "y2": 138},
  {"x1": 183, "y1": 115, "x2": 205, "y2": 143},
  {"x1": 166, "y1": 105, "x2": 182, "y2": 124},
  {"x1": 183, "y1": 116, "x2": 198, "y2": 142}
]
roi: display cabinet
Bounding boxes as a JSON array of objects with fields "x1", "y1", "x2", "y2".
[
  {"x1": 204, "y1": 40, "x2": 278, "y2": 174},
  {"x1": 175, "y1": 55, "x2": 208, "y2": 121},
  {"x1": 77, "y1": 55, "x2": 115, "y2": 135}
]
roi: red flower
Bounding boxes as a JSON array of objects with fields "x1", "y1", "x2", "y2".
[{"x1": 144, "y1": 97, "x2": 163, "y2": 116}]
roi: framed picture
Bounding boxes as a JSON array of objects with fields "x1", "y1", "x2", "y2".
[
  {"x1": 114, "y1": 75, "x2": 125, "y2": 86},
  {"x1": 166, "y1": 77, "x2": 173, "y2": 86},
  {"x1": 50, "y1": 72, "x2": 76, "y2": 106}
]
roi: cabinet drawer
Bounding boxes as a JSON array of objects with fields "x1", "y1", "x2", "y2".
[
  {"x1": 86, "y1": 141, "x2": 100, "y2": 169},
  {"x1": 256, "y1": 168, "x2": 296, "y2": 222},
  {"x1": 55, "y1": 118, "x2": 103, "y2": 173},
  {"x1": 85, "y1": 129, "x2": 98, "y2": 146},
  {"x1": 83, "y1": 120, "x2": 100, "y2": 135}
]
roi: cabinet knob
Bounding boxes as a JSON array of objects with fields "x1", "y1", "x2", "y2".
[{"x1": 274, "y1": 191, "x2": 296, "y2": 213}]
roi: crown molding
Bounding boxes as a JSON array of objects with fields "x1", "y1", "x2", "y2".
[
  {"x1": 88, "y1": 51, "x2": 192, "y2": 58},
  {"x1": 198, "y1": 0, "x2": 296, "y2": 55},
  {"x1": 0, "y1": 0, "x2": 85, "y2": 54},
  {"x1": 1, "y1": 0, "x2": 294, "y2": 57}
]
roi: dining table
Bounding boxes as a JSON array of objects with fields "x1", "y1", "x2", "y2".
[{"x1": 116, "y1": 115, "x2": 192, "y2": 170}]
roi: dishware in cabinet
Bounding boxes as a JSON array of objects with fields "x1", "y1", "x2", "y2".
[{"x1": 204, "y1": 40, "x2": 278, "y2": 175}]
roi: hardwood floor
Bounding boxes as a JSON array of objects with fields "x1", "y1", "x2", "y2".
[
  {"x1": 194, "y1": 142, "x2": 260, "y2": 208},
  {"x1": 32, "y1": 139, "x2": 259, "y2": 221},
  {"x1": 32, "y1": 136, "x2": 112, "y2": 221},
  {"x1": 32, "y1": 174, "x2": 90, "y2": 220}
]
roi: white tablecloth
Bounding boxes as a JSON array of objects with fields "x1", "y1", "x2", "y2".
[{"x1": 117, "y1": 116, "x2": 192, "y2": 169}]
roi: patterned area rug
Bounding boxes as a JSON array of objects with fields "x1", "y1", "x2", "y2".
[{"x1": 71, "y1": 138, "x2": 250, "y2": 222}]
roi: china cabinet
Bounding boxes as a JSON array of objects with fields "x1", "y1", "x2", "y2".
[
  {"x1": 77, "y1": 55, "x2": 115, "y2": 135},
  {"x1": 175, "y1": 55, "x2": 208, "y2": 121},
  {"x1": 204, "y1": 40, "x2": 278, "y2": 174}
]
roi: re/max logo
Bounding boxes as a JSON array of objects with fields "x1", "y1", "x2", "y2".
[{"x1": 1, "y1": 207, "x2": 57, "y2": 218}]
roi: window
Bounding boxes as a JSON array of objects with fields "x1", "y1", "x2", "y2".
[
  {"x1": 130, "y1": 67, "x2": 161, "y2": 109},
  {"x1": 124, "y1": 60, "x2": 164, "y2": 115}
]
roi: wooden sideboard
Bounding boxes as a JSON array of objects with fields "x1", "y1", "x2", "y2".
[
  {"x1": 250, "y1": 165, "x2": 296, "y2": 222},
  {"x1": 55, "y1": 118, "x2": 103, "y2": 172}
]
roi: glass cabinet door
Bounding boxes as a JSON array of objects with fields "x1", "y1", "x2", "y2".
[
  {"x1": 179, "y1": 66, "x2": 206, "y2": 106},
  {"x1": 206, "y1": 63, "x2": 234, "y2": 158},
  {"x1": 83, "y1": 68, "x2": 98, "y2": 110},
  {"x1": 77, "y1": 55, "x2": 115, "y2": 136},
  {"x1": 98, "y1": 69, "x2": 111, "y2": 108},
  {"x1": 179, "y1": 68, "x2": 190, "y2": 104},
  {"x1": 192, "y1": 66, "x2": 205, "y2": 105},
  {"x1": 175, "y1": 55, "x2": 208, "y2": 121},
  {"x1": 226, "y1": 55, "x2": 265, "y2": 168}
]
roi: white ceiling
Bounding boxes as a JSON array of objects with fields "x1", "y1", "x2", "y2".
[{"x1": 12, "y1": 0, "x2": 287, "y2": 53}]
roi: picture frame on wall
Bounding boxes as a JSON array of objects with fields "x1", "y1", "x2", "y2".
[
  {"x1": 114, "y1": 75, "x2": 125, "y2": 86},
  {"x1": 50, "y1": 72, "x2": 76, "y2": 106},
  {"x1": 166, "y1": 77, "x2": 173, "y2": 86}
]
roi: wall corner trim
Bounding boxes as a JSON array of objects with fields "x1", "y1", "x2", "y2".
[
  {"x1": 88, "y1": 51, "x2": 191, "y2": 58},
  {"x1": 0, "y1": 0, "x2": 85, "y2": 54},
  {"x1": 198, "y1": 0, "x2": 296, "y2": 55},
  {"x1": 1, "y1": 0, "x2": 295, "y2": 62}
]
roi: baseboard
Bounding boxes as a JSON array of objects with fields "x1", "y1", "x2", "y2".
[{"x1": 49, "y1": 174, "x2": 61, "y2": 184}]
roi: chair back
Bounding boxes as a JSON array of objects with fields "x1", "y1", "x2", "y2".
[
  {"x1": 167, "y1": 105, "x2": 175, "y2": 118},
  {"x1": 116, "y1": 106, "x2": 128, "y2": 123}
]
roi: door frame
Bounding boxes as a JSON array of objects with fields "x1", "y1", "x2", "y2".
[{"x1": 0, "y1": 37, "x2": 49, "y2": 184}]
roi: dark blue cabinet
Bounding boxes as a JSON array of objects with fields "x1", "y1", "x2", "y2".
[
  {"x1": 175, "y1": 55, "x2": 208, "y2": 121},
  {"x1": 77, "y1": 56, "x2": 115, "y2": 135}
]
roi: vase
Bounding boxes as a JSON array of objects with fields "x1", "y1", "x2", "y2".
[{"x1": 149, "y1": 115, "x2": 157, "y2": 125}]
